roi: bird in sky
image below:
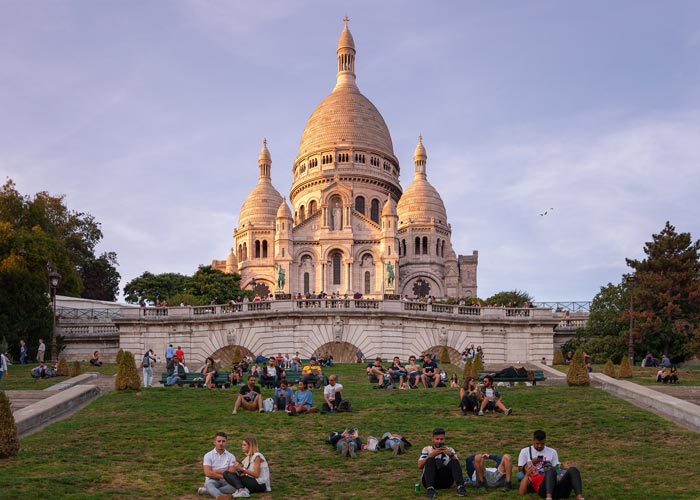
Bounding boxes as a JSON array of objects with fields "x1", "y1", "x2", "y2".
[{"x1": 540, "y1": 207, "x2": 554, "y2": 216}]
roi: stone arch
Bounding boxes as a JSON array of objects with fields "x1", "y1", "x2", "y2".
[
  {"x1": 421, "y1": 345, "x2": 462, "y2": 364},
  {"x1": 400, "y1": 271, "x2": 445, "y2": 298},
  {"x1": 210, "y1": 345, "x2": 254, "y2": 366},
  {"x1": 312, "y1": 341, "x2": 360, "y2": 363}
]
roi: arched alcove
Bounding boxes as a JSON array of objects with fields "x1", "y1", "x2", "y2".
[
  {"x1": 313, "y1": 341, "x2": 360, "y2": 363},
  {"x1": 211, "y1": 345, "x2": 255, "y2": 366}
]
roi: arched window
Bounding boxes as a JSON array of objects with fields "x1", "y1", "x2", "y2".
[
  {"x1": 309, "y1": 200, "x2": 317, "y2": 214},
  {"x1": 262, "y1": 240, "x2": 268, "y2": 258},
  {"x1": 422, "y1": 237, "x2": 428, "y2": 255},
  {"x1": 238, "y1": 244, "x2": 242, "y2": 262},
  {"x1": 370, "y1": 199, "x2": 380, "y2": 223},
  {"x1": 332, "y1": 251, "x2": 342, "y2": 285},
  {"x1": 255, "y1": 240, "x2": 261, "y2": 258},
  {"x1": 355, "y1": 196, "x2": 365, "y2": 214},
  {"x1": 304, "y1": 273, "x2": 310, "y2": 294},
  {"x1": 401, "y1": 239, "x2": 406, "y2": 257},
  {"x1": 415, "y1": 237, "x2": 420, "y2": 255},
  {"x1": 441, "y1": 240, "x2": 445, "y2": 257},
  {"x1": 299, "y1": 205, "x2": 306, "y2": 221},
  {"x1": 436, "y1": 239, "x2": 440, "y2": 256},
  {"x1": 242, "y1": 243, "x2": 247, "y2": 261},
  {"x1": 364, "y1": 271, "x2": 371, "y2": 294}
]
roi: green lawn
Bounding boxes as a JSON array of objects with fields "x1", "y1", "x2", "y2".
[
  {"x1": 2, "y1": 363, "x2": 700, "y2": 499},
  {"x1": 552, "y1": 363, "x2": 700, "y2": 386},
  {"x1": 0, "y1": 362, "x2": 117, "y2": 390}
]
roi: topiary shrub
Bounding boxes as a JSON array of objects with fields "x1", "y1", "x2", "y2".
[
  {"x1": 116, "y1": 349, "x2": 125, "y2": 365},
  {"x1": 56, "y1": 356, "x2": 69, "y2": 376},
  {"x1": 0, "y1": 391, "x2": 20, "y2": 458},
  {"x1": 115, "y1": 351, "x2": 141, "y2": 390},
  {"x1": 618, "y1": 357, "x2": 633, "y2": 378},
  {"x1": 439, "y1": 346, "x2": 451, "y2": 364},
  {"x1": 462, "y1": 358, "x2": 473, "y2": 379},
  {"x1": 470, "y1": 355, "x2": 484, "y2": 377},
  {"x1": 566, "y1": 350, "x2": 590, "y2": 386},
  {"x1": 232, "y1": 346, "x2": 242, "y2": 364},
  {"x1": 603, "y1": 359, "x2": 617, "y2": 378},
  {"x1": 552, "y1": 349, "x2": 565, "y2": 365},
  {"x1": 69, "y1": 361, "x2": 81, "y2": 377}
]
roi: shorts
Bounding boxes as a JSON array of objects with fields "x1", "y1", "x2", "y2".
[{"x1": 471, "y1": 468, "x2": 505, "y2": 488}]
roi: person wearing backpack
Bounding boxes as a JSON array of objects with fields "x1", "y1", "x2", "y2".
[{"x1": 142, "y1": 349, "x2": 156, "y2": 387}]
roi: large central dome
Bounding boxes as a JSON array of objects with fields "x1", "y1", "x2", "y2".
[{"x1": 297, "y1": 21, "x2": 395, "y2": 159}]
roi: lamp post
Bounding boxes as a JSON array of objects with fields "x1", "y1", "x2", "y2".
[
  {"x1": 49, "y1": 269, "x2": 62, "y2": 362},
  {"x1": 627, "y1": 274, "x2": 636, "y2": 366}
]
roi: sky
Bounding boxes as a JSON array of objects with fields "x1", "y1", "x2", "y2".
[{"x1": 2, "y1": 1, "x2": 699, "y2": 303}]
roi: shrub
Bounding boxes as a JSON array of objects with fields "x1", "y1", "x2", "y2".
[
  {"x1": 566, "y1": 350, "x2": 590, "y2": 386},
  {"x1": 462, "y1": 358, "x2": 473, "y2": 379},
  {"x1": 603, "y1": 359, "x2": 617, "y2": 378},
  {"x1": 115, "y1": 351, "x2": 141, "y2": 390},
  {"x1": 69, "y1": 361, "x2": 81, "y2": 377},
  {"x1": 56, "y1": 357, "x2": 69, "y2": 376},
  {"x1": 439, "y1": 346, "x2": 450, "y2": 364},
  {"x1": 618, "y1": 357, "x2": 633, "y2": 378},
  {"x1": 552, "y1": 349, "x2": 565, "y2": 365},
  {"x1": 470, "y1": 355, "x2": 484, "y2": 377},
  {"x1": 116, "y1": 349, "x2": 125, "y2": 365},
  {"x1": 0, "y1": 391, "x2": 20, "y2": 458},
  {"x1": 232, "y1": 347, "x2": 242, "y2": 364}
]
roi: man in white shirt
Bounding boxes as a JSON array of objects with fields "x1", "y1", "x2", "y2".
[
  {"x1": 322, "y1": 374, "x2": 343, "y2": 413},
  {"x1": 517, "y1": 430, "x2": 560, "y2": 481},
  {"x1": 200, "y1": 432, "x2": 237, "y2": 498},
  {"x1": 0, "y1": 352, "x2": 8, "y2": 382},
  {"x1": 37, "y1": 339, "x2": 46, "y2": 363}
]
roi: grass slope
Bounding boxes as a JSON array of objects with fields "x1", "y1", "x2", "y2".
[{"x1": 1, "y1": 363, "x2": 699, "y2": 499}]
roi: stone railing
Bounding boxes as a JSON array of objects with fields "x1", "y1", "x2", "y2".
[
  {"x1": 116, "y1": 300, "x2": 555, "y2": 321},
  {"x1": 57, "y1": 307, "x2": 122, "y2": 320}
]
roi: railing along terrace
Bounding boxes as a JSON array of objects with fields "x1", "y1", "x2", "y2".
[
  {"x1": 556, "y1": 318, "x2": 588, "y2": 329},
  {"x1": 119, "y1": 300, "x2": 555, "y2": 320},
  {"x1": 57, "y1": 307, "x2": 122, "y2": 320},
  {"x1": 533, "y1": 301, "x2": 591, "y2": 313}
]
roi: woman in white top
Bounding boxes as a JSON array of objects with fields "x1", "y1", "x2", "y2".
[{"x1": 223, "y1": 437, "x2": 271, "y2": 497}]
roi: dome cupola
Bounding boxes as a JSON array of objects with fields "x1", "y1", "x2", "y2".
[{"x1": 238, "y1": 139, "x2": 283, "y2": 228}]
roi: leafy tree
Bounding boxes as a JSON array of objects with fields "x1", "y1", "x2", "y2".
[
  {"x1": 577, "y1": 281, "x2": 629, "y2": 363},
  {"x1": 79, "y1": 252, "x2": 121, "y2": 301},
  {"x1": 626, "y1": 222, "x2": 700, "y2": 359},
  {"x1": 485, "y1": 290, "x2": 533, "y2": 307},
  {"x1": 0, "y1": 180, "x2": 119, "y2": 358},
  {"x1": 123, "y1": 271, "x2": 189, "y2": 305},
  {"x1": 186, "y1": 265, "x2": 243, "y2": 304}
]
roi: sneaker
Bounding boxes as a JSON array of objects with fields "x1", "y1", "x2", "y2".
[
  {"x1": 457, "y1": 485, "x2": 468, "y2": 497},
  {"x1": 478, "y1": 410, "x2": 484, "y2": 416},
  {"x1": 348, "y1": 446, "x2": 357, "y2": 458},
  {"x1": 478, "y1": 481, "x2": 487, "y2": 492},
  {"x1": 501, "y1": 481, "x2": 512, "y2": 492},
  {"x1": 426, "y1": 486, "x2": 436, "y2": 499},
  {"x1": 231, "y1": 409, "x2": 237, "y2": 415},
  {"x1": 341, "y1": 441, "x2": 349, "y2": 457},
  {"x1": 398, "y1": 441, "x2": 405, "y2": 455},
  {"x1": 233, "y1": 488, "x2": 250, "y2": 498},
  {"x1": 505, "y1": 408, "x2": 512, "y2": 416},
  {"x1": 259, "y1": 409, "x2": 265, "y2": 413},
  {"x1": 197, "y1": 486, "x2": 207, "y2": 495}
]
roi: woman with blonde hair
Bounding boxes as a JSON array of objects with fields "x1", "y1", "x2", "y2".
[
  {"x1": 200, "y1": 357, "x2": 217, "y2": 389},
  {"x1": 223, "y1": 437, "x2": 271, "y2": 497}
]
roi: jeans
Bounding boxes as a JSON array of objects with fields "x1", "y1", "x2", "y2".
[
  {"x1": 422, "y1": 456, "x2": 464, "y2": 490},
  {"x1": 205, "y1": 477, "x2": 235, "y2": 497},
  {"x1": 538, "y1": 467, "x2": 583, "y2": 499},
  {"x1": 385, "y1": 438, "x2": 401, "y2": 450},
  {"x1": 336, "y1": 438, "x2": 358, "y2": 452},
  {"x1": 166, "y1": 374, "x2": 181, "y2": 386},
  {"x1": 142, "y1": 366, "x2": 153, "y2": 387}
]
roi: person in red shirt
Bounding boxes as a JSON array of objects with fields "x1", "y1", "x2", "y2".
[{"x1": 175, "y1": 346, "x2": 185, "y2": 363}]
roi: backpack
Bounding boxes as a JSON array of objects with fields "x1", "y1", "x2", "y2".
[
  {"x1": 263, "y1": 398, "x2": 274, "y2": 412},
  {"x1": 337, "y1": 400, "x2": 352, "y2": 412},
  {"x1": 142, "y1": 356, "x2": 150, "y2": 368},
  {"x1": 366, "y1": 436, "x2": 379, "y2": 451}
]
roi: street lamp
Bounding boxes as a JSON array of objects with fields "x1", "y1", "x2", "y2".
[
  {"x1": 49, "y1": 269, "x2": 62, "y2": 361},
  {"x1": 626, "y1": 274, "x2": 636, "y2": 366}
]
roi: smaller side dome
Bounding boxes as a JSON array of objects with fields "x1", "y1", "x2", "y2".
[
  {"x1": 381, "y1": 198, "x2": 396, "y2": 217},
  {"x1": 259, "y1": 138, "x2": 271, "y2": 163},
  {"x1": 225, "y1": 248, "x2": 237, "y2": 273},
  {"x1": 277, "y1": 197, "x2": 293, "y2": 219}
]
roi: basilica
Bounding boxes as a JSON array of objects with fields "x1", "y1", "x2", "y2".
[{"x1": 213, "y1": 19, "x2": 478, "y2": 300}]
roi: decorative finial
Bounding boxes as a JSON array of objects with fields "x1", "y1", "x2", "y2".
[
  {"x1": 343, "y1": 15, "x2": 350, "y2": 29},
  {"x1": 263, "y1": 137, "x2": 267, "y2": 147},
  {"x1": 418, "y1": 133, "x2": 423, "y2": 143}
]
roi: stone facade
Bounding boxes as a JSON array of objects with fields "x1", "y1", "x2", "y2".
[{"x1": 215, "y1": 20, "x2": 478, "y2": 300}]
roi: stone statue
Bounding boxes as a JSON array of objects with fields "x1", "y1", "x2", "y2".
[
  {"x1": 275, "y1": 264, "x2": 286, "y2": 289},
  {"x1": 386, "y1": 261, "x2": 395, "y2": 287}
]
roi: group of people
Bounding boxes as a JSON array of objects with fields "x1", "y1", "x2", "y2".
[
  {"x1": 366, "y1": 354, "x2": 448, "y2": 389},
  {"x1": 459, "y1": 374, "x2": 513, "y2": 416},
  {"x1": 418, "y1": 428, "x2": 584, "y2": 500},
  {"x1": 655, "y1": 366, "x2": 679, "y2": 384},
  {"x1": 30, "y1": 361, "x2": 59, "y2": 378},
  {"x1": 461, "y1": 344, "x2": 484, "y2": 362}
]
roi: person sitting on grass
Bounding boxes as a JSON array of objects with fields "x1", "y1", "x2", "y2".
[
  {"x1": 289, "y1": 380, "x2": 318, "y2": 414},
  {"x1": 405, "y1": 355, "x2": 422, "y2": 388},
  {"x1": 466, "y1": 452, "x2": 513, "y2": 492},
  {"x1": 517, "y1": 430, "x2": 584, "y2": 500},
  {"x1": 656, "y1": 367, "x2": 667, "y2": 383},
  {"x1": 165, "y1": 357, "x2": 185, "y2": 386},
  {"x1": 459, "y1": 376, "x2": 479, "y2": 415},
  {"x1": 389, "y1": 356, "x2": 408, "y2": 389},
  {"x1": 449, "y1": 373, "x2": 459, "y2": 388},
  {"x1": 421, "y1": 353, "x2": 441, "y2": 388},
  {"x1": 273, "y1": 379, "x2": 293, "y2": 411},
  {"x1": 477, "y1": 375, "x2": 512, "y2": 416},
  {"x1": 222, "y1": 437, "x2": 272, "y2": 497},
  {"x1": 367, "y1": 357, "x2": 388, "y2": 387},
  {"x1": 301, "y1": 357, "x2": 323, "y2": 388},
  {"x1": 232, "y1": 376, "x2": 264, "y2": 414},
  {"x1": 322, "y1": 374, "x2": 343, "y2": 413},
  {"x1": 666, "y1": 366, "x2": 679, "y2": 384},
  {"x1": 418, "y1": 427, "x2": 468, "y2": 498},
  {"x1": 89, "y1": 350, "x2": 103, "y2": 366},
  {"x1": 200, "y1": 357, "x2": 218, "y2": 389},
  {"x1": 199, "y1": 431, "x2": 237, "y2": 498},
  {"x1": 335, "y1": 428, "x2": 360, "y2": 458},
  {"x1": 31, "y1": 362, "x2": 48, "y2": 379}
]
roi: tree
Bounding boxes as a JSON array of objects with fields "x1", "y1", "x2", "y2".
[
  {"x1": 626, "y1": 222, "x2": 700, "y2": 359},
  {"x1": 577, "y1": 281, "x2": 629, "y2": 363},
  {"x1": 485, "y1": 290, "x2": 534, "y2": 307},
  {"x1": 0, "y1": 391, "x2": 20, "y2": 458},
  {"x1": 123, "y1": 271, "x2": 189, "y2": 305},
  {"x1": 566, "y1": 350, "x2": 590, "y2": 386},
  {"x1": 0, "y1": 180, "x2": 119, "y2": 359},
  {"x1": 186, "y1": 265, "x2": 243, "y2": 304},
  {"x1": 79, "y1": 252, "x2": 121, "y2": 301}
]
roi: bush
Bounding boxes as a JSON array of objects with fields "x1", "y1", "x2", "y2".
[
  {"x1": 618, "y1": 357, "x2": 633, "y2": 378},
  {"x1": 232, "y1": 347, "x2": 242, "y2": 364},
  {"x1": 470, "y1": 355, "x2": 484, "y2": 377},
  {"x1": 116, "y1": 349, "x2": 125, "y2": 365},
  {"x1": 603, "y1": 359, "x2": 617, "y2": 378},
  {"x1": 56, "y1": 357, "x2": 69, "y2": 376},
  {"x1": 439, "y1": 346, "x2": 450, "y2": 364},
  {"x1": 462, "y1": 358, "x2": 473, "y2": 379},
  {"x1": 552, "y1": 349, "x2": 565, "y2": 365},
  {"x1": 69, "y1": 361, "x2": 81, "y2": 377},
  {"x1": 115, "y1": 351, "x2": 141, "y2": 390},
  {"x1": 0, "y1": 391, "x2": 20, "y2": 458},
  {"x1": 566, "y1": 350, "x2": 590, "y2": 386}
]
